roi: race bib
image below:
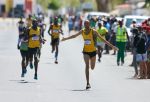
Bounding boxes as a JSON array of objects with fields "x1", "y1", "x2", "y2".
[
  {"x1": 32, "y1": 36, "x2": 39, "y2": 41},
  {"x1": 84, "y1": 39, "x2": 91, "y2": 45},
  {"x1": 53, "y1": 29, "x2": 59, "y2": 33}
]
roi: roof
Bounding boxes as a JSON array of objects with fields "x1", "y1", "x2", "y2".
[
  {"x1": 124, "y1": 15, "x2": 149, "y2": 19},
  {"x1": 86, "y1": 12, "x2": 110, "y2": 16}
]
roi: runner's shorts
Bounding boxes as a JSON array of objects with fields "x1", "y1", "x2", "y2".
[
  {"x1": 97, "y1": 42, "x2": 105, "y2": 49},
  {"x1": 136, "y1": 53, "x2": 147, "y2": 62},
  {"x1": 83, "y1": 51, "x2": 97, "y2": 58},
  {"x1": 28, "y1": 47, "x2": 39, "y2": 58},
  {"x1": 51, "y1": 38, "x2": 59, "y2": 45},
  {"x1": 20, "y1": 50, "x2": 28, "y2": 58}
]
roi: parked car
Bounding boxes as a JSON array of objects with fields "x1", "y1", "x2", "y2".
[
  {"x1": 84, "y1": 12, "x2": 110, "y2": 20},
  {"x1": 82, "y1": 12, "x2": 110, "y2": 27},
  {"x1": 123, "y1": 15, "x2": 149, "y2": 36}
]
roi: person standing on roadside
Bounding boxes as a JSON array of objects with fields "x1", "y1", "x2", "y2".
[
  {"x1": 115, "y1": 21, "x2": 129, "y2": 66},
  {"x1": 134, "y1": 26, "x2": 147, "y2": 79}
]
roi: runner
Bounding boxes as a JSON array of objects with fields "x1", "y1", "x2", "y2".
[
  {"x1": 61, "y1": 20, "x2": 118, "y2": 90},
  {"x1": 96, "y1": 21, "x2": 108, "y2": 62},
  {"x1": 18, "y1": 28, "x2": 28, "y2": 77},
  {"x1": 27, "y1": 19, "x2": 43, "y2": 80},
  {"x1": 48, "y1": 17, "x2": 63, "y2": 64},
  {"x1": 103, "y1": 18, "x2": 111, "y2": 54},
  {"x1": 17, "y1": 18, "x2": 28, "y2": 77}
]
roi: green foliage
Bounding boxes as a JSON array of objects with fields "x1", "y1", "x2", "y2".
[
  {"x1": 37, "y1": 0, "x2": 61, "y2": 10},
  {"x1": 48, "y1": 0, "x2": 61, "y2": 10},
  {"x1": 145, "y1": 0, "x2": 150, "y2": 7}
]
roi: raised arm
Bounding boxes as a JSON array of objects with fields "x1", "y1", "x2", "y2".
[
  {"x1": 61, "y1": 30, "x2": 82, "y2": 41},
  {"x1": 93, "y1": 29, "x2": 118, "y2": 51}
]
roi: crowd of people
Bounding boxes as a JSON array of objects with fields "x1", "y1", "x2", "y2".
[
  {"x1": 129, "y1": 18, "x2": 150, "y2": 79},
  {"x1": 16, "y1": 13, "x2": 150, "y2": 90}
]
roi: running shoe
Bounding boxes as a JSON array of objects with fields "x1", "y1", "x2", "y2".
[
  {"x1": 21, "y1": 73, "x2": 24, "y2": 77},
  {"x1": 55, "y1": 60, "x2": 58, "y2": 64},
  {"x1": 34, "y1": 74, "x2": 38, "y2": 80},
  {"x1": 21, "y1": 68, "x2": 27, "y2": 77},
  {"x1": 30, "y1": 63, "x2": 33, "y2": 69},
  {"x1": 23, "y1": 68, "x2": 27, "y2": 74},
  {"x1": 86, "y1": 84, "x2": 91, "y2": 90},
  {"x1": 51, "y1": 49, "x2": 55, "y2": 53},
  {"x1": 98, "y1": 58, "x2": 101, "y2": 62}
]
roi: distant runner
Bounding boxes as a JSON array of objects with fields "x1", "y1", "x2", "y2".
[
  {"x1": 48, "y1": 17, "x2": 63, "y2": 64},
  {"x1": 17, "y1": 18, "x2": 28, "y2": 77},
  {"x1": 96, "y1": 21, "x2": 108, "y2": 62}
]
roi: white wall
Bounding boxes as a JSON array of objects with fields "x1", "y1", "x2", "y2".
[
  {"x1": 0, "y1": 0, "x2": 5, "y2": 4},
  {"x1": 32, "y1": 0, "x2": 37, "y2": 14}
]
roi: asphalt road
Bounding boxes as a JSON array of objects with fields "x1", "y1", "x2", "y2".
[{"x1": 0, "y1": 18, "x2": 150, "y2": 102}]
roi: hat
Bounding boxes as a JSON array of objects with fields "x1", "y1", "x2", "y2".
[{"x1": 132, "y1": 19, "x2": 136, "y2": 23}]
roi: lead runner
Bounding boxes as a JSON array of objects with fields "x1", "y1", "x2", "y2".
[{"x1": 61, "y1": 20, "x2": 118, "y2": 90}]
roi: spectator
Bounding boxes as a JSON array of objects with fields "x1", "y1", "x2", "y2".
[{"x1": 134, "y1": 26, "x2": 147, "y2": 79}]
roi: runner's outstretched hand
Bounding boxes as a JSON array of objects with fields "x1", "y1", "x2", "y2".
[
  {"x1": 113, "y1": 46, "x2": 119, "y2": 51},
  {"x1": 61, "y1": 37, "x2": 66, "y2": 41}
]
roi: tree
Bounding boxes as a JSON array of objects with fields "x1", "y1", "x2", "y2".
[
  {"x1": 95, "y1": 0, "x2": 125, "y2": 12},
  {"x1": 48, "y1": 0, "x2": 60, "y2": 10},
  {"x1": 37, "y1": 0, "x2": 61, "y2": 10},
  {"x1": 95, "y1": 0, "x2": 109, "y2": 12},
  {"x1": 144, "y1": 0, "x2": 150, "y2": 7}
]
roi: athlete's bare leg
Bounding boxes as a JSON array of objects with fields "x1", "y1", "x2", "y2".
[
  {"x1": 83, "y1": 54, "x2": 91, "y2": 89},
  {"x1": 90, "y1": 56, "x2": 96, "y2": 70}
]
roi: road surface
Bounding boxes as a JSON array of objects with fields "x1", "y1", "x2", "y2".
[{"x1": 0, "y1": 18, "x2": 150, "y2": 102}]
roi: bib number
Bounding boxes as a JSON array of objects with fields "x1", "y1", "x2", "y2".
[
  {"x1": 84, "y1": 39, "x2": 91, "y2": 45},
  {"x1": 53, "y1": 29, "x2": 59, "y2": 33},
  {"x1": 32, "y1": 36, "x2": 39, "y2": 41}
]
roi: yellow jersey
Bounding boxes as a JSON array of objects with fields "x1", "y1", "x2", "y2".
[
  {"x1": 51, "y1": 24, "x2": 61, "y2": 39},
  {"x1": 28, "y1": 27, "x2": 41, "y2": 48},
  {"x1": 82, "y1": 28, "x2": 96, "y2": 52},
  {"x1": 97, "y1": 26, "x2": 108, "y2": 42}
]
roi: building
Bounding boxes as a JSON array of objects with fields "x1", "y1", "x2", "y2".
[
  {"x1": 0, "y1": 0, "x2": 37, "y2": 17},
  {"x1": 0, "y1": 0, "x2": 6, "y2": 16}
]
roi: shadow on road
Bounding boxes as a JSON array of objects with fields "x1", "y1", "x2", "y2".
[
  {"x1": 9, "y1": 80, "x2": 36, "y2": 84},
  {"x1": 71, "y1": 89, "x2": 90, "y2": 91}
]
